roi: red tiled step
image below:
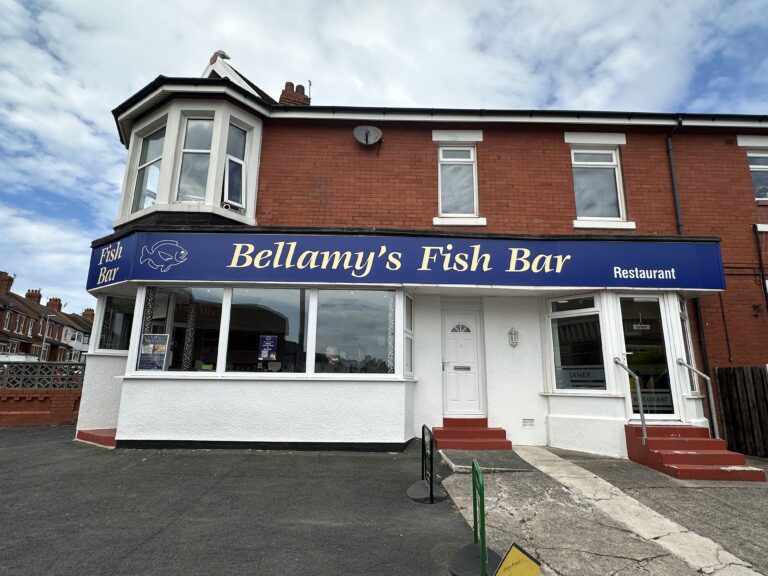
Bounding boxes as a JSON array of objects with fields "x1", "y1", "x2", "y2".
[
  {"x1": 442, "y1": 417, "x2": 488, "y2": 428},
  {"x1": 436, "y1": 438, "x2": 513, "y2": 451},
  {"x1": 76, "y1": 428, "x2": 117, "y2": 449},
  {"x1": 655, "y1": 449, "x2": 746, "y2": 466},
  {"x1": 433, "y1": 426, "x2": 508, "y2": 440},
  {"x1": 644, "y1": 437, "x2": 728, "y2": 451},
  {"x1": 626, "y1": 424, "x2": 710, "y2": 438},
  {"x1": 663, "y1": 464, "x2": 766, "y2": 482}
]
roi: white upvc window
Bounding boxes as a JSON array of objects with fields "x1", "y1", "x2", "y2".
[
  {"x1": 404, "y1": 294, "x2": 414, "y2": 376},
  {"x1": 3, "y1": 311, "x2": 10, "y2": 330},
  {"x1": 130, "y1": 125, "x2": 166, "y2": 213},
  {"x1": 438, "y1": 146, "x2": 478, "y2": 217},
  {"x1": 117, "y1": 100, "x2": 262, "y2": 226},
  {"x1": 26, "y1": 320, "x2": 33, "y2": 337},
  {"x1": 223, "y1": 123, "x2": 247, "y2": 209},
  {"x1": 570, "y1": 148, "x2": 626, "y2": 220},
  {"x1": 176, "y1": 116, "x2": 214, "y2": 203},
  {"x1": 747, "y1": 151, "x2": 768, "y2": 199},
  {"x1": 15, "y1": 316, "x2": 23, "y2": 333}
]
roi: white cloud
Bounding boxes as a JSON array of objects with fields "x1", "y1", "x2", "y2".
[
  {"x1": 0, "y1": 0, "x2": 766, "y2": 314},
  {"x1": 0, "y1": 201, "x2": 96, "y2": 313}
]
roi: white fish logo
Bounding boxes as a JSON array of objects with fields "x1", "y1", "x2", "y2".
[{"x1": 139, "y1": 240, "x2": 189, "y2": 273}]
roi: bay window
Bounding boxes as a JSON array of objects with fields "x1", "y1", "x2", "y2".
[
  {"x1": 132, "y1": 287, "x2": 406, "y2": 376},
  {"x1": 98, "y1": 295, "x2": 135, "y2": 351},
  {"x1": 119, "y1": 100, "x2": 262, "y2": 225}
]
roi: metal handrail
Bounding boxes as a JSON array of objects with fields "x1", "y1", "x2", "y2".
[
  {"x1": 677, "y1": 358, "x2": 719, "y2": 439},
  {"x1": 614, "y1": 357, "x2": 647, "y2": 445}
]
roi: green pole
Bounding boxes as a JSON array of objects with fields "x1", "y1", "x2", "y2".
[{"x1": 472, "y1": 460, "x2": 488, "y2": 576}]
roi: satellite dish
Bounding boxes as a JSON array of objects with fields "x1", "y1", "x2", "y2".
[{"x1": 353, "y1": 125, "x2": 383, "y2": 146}]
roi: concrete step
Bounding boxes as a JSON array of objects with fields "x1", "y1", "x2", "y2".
[
  {"x1": 663, "y1": 463, "x2": 767, "y2": 482},
  {"x1": 626, "y1": 424, "x2": 710, "y2": 438},
  {"x1": 433, "y1": 426, "x2": 508, "y2": 440},
  {"x1": 75, "y1": 428, "x2": 116, "y2": 449},
  {"x1": 442, "y1": 417, "x2": 488, "y2": 428},
  {"x1": 645, "y1": 437, "x2": 728, "y2": 451},
  {"x1": 435, "y1": 438, "x2": 513, "y2": 451},
  {"x1": 655, "y1": 449, "x2": 746, "y2": 466}
]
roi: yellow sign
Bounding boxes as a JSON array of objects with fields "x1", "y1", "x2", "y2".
[{"x1": 494, "y1": 543, "x2": 541, "y2": 576}]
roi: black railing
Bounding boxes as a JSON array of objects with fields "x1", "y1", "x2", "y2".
[{"x1": 0, "y1": 362, "x2": 85, "y2": 389}]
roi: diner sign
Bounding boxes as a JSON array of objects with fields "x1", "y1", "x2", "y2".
[{"x1": 87, "y1": 232, "x2": 725, "y2": 291}]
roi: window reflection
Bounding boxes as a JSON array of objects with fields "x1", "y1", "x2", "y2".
[
  {"x1": 226, "y1": 288, "x2": 307, "y2": 372},
  {"x1": 315, "y1": 290, "x2": 395, "y2": 374}
]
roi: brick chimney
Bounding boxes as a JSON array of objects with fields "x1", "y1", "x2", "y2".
[
  {"x1": 46, "y1": 298, "x2": 62, "y2": 312},
  {"x1": 0, "y1": 271, "x2": 14, "y2": 295},
  {"x1": 279, "y1": 81, "x2": 311, "y2": 106},
  {"x1": 82, "y1": 308, "x2": 95, "y2": 322},
  {"x1": 25, "y1": 289, "x2": 42, "y2": 304}
]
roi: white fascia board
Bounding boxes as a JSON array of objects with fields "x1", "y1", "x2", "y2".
[
  {"x1": 737, "y1": 135, "x2": 768, "y2": 147},
  {"x1": 683, "y1": 119, "x2": 768, "y2": 129},
  {"x1": 432, "y1": 130, "x2": 483, "y2": 142},
  {"x1": 564, "y1": 132, "x2": 626, "y2": 145},
  {"x1": 269, "y1": 110, "x2": 677, "y2": 126}
]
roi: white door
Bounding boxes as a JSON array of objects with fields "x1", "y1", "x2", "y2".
[{"x1": 442, "y1": 310, "x2": 483, "y2": 415}]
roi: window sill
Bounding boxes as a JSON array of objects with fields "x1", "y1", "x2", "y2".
[
  {"x1": 86, "y1": 350, "x2": 130, "y2": 357},
  {"x1": 756, "y1": 199, "x2": 768, "y2": 206},
  {"x1": 123, "y1": 372, "x2": 413, "y2": 382},
  {"x1": 540, "y1": 391, "x2": 624, "y2": 398},
  {"x1": 114, "y1": 202, "x2": 256, "y2": 228},
  {"x1": 433, "y1": 216, "x2": 487, "y2": 226},
  {"x1": 572, "y1": 219, "x2": 636, "y2": 230}
]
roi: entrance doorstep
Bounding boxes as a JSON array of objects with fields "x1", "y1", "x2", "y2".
[
  {"x1": 434, "y1": 418, "x2": 512, "y2": 451},
  {"x1": 625, "y1": 424, "x2": 766, "y2": 482},
  {"x1": 75, "y1": 428, "x2": 117, "y2": 449}
]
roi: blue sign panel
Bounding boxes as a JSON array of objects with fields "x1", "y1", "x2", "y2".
[{"x1": 87, "y1": 232, "x2": 725, "y2": 291}]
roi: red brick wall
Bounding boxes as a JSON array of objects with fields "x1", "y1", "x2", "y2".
[
  {"x1": 257, "y1": 120, "x2": 768, "y2": 368},
  {"x1": 0, "y1": 390, "x2": 80, "y2": 426}
]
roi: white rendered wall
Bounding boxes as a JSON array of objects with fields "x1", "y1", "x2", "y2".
[
  {"x1": 76, "y1": 352, "x2": 128, "y2": 430},
  {"x1": 547, "y1": 396, "x2": 630, "y2": 458},
  {"x1": 410, "y1": 295, "x2": 444, "y2": 436},
  {"x1": 115, "y1": 378, "x2": 412, "y2": 444},
  {"x1": 482, "y1": 296, "x2": 548, "y2": 446}
]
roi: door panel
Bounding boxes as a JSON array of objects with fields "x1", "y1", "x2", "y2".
[
  {"x1": 443, "y1": 311, "x2": 483, "y2": 415},
  {"x1": 620, "y1": 297, "x2": 677, "y2": 417}
]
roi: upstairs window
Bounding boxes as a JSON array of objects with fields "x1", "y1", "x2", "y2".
[
  {"x1": 748, "y1": 152, "x2": 768, "y2": 199},
  {"x1": 438, "y1": 146, "x2": 478, "y2": 216},
  {"x1": 224, "y1": 123, "x2": 247, "y2": 209},
  {"x1": 571, "y1": 148, "x2": 624, "y2": 219},
  {"x1": 177, "y1": 118, "x2": 214, "y2": 203},
  {"x1": 131, "y1": 126, "x2": 165, "y2": 213}
]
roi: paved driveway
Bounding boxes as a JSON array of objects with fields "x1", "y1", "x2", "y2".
[{"x1": 0, "y1": 427, "x2": 469, "y2": 575}]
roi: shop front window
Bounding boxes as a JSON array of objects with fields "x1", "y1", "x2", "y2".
[
  {"x1": 226, "y1": 288, "x2": 308, "y2": 372},
  {"x1": 98, "y1": 296, "x2": 135, "y2": 350},
  {"x1": 137, "y1": 287, "x2": 223, "y2": 371},
  {"x1": 315, "y1": 290, "x2": 395, "y2": 374},
  {"x1": 550, "y1": 296, "x2": 606, "y2": 390}
]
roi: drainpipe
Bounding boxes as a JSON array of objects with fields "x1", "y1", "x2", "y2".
[
  {"x1": 668, "y1": 116, "x2": 715, "y2": 427},
  {"x1": 753, "y1": 224, "x2": 768, "y2": 307},
  {"x1": 667, "y1": 116, "x2": 685, "y2": 236}
]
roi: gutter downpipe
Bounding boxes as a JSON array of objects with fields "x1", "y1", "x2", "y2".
[{"x1": 668, "y1": 116, "x2": 715, "y2": 435}]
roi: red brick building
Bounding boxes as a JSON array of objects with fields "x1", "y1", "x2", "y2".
[{"x1": 76, "y1": 54, "x2": 767, "y2": 477}]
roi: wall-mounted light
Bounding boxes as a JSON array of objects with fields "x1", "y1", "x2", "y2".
[{"x1": 508, "y1": 326, "x2": 519, "y2": 347}]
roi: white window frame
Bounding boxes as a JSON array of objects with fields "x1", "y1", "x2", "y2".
[
  {"x1": 15, "y1": 316, "x2": 23, "y2": 333},
  {"x1": 543, "y1": 293, "x2": 613, "y2": 395},
  {"x1": 222, "y1": 121, "x2": 249, "y2": 210},
  {"x1": 116, "y1": 100, "x2": 262, "y2": 227},
  {"x1": 174, "y1": 114, "x2": 216, "y2": 204},
  {"x1": 3, "y1": 311, "x2": 10, "y2": 330},
  {"x1": 26, "y1": 320, "x2": 33, "y2": 337},
  {"x1": 404, "y1": 293, "x2": 414, "y2": 377},
  {"x1": 747, "y1": 151, "x2": 768, "y2": 200},
  {"x1": 432, "y1": 130, "x2": 485, "y2": 226},
  {"x1": 129, "y1": 124, "x2": 167, "y2": 213},
  {"x1": 437, "y1": 145, "x2": 479, "y2": 218},
  {"x1": 570, "y1": 147, "x2": 628, "y2": 221},
  {"x1": 126, "y1": 285, "x2": 408, "y2": 381}
]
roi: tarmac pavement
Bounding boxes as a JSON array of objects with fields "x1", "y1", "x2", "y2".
[
  {"x1": 0, "y1": 426, "x2": 470, "y2": 576},
  {"x1": 441, "y1": 447, "x2": 768, "y2": 576}
]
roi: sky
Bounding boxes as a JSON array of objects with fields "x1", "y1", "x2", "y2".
[{"x1": 1, "y1": 0, "x2": 767, "y2": 314}]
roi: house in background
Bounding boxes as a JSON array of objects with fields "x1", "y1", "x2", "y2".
[
  {"x1": 0, "y1": 272, "x2": 93, "y2": 361},
  {"x1": 76, "y1": 53, "x2": 766, "y2": 480}
]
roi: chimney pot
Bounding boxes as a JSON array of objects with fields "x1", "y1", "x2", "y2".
[
  {"x1": 279, "y1": 80, "x2": 311, "y2": 106},
  {"x1": 25, "y1": 289, "x2": 42, "y2": 304},
  {"x1": 46, "y1": 298, "x2": 62, "y2": 312},
  {"x1": 82, "y1": 308, "x2": 95, "y2": 322}
]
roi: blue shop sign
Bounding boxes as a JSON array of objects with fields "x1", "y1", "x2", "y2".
[{"x1": 87, "y1": 232, "x2": 725, "y2": 291}]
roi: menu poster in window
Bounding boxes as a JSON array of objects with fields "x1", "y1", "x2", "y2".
[
  {"x1": 138, "y1": 334, "x2": 169, "y2": 370},
  {"x1": 258, "y1": 335, "x2": 278, "y2": 361}
]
